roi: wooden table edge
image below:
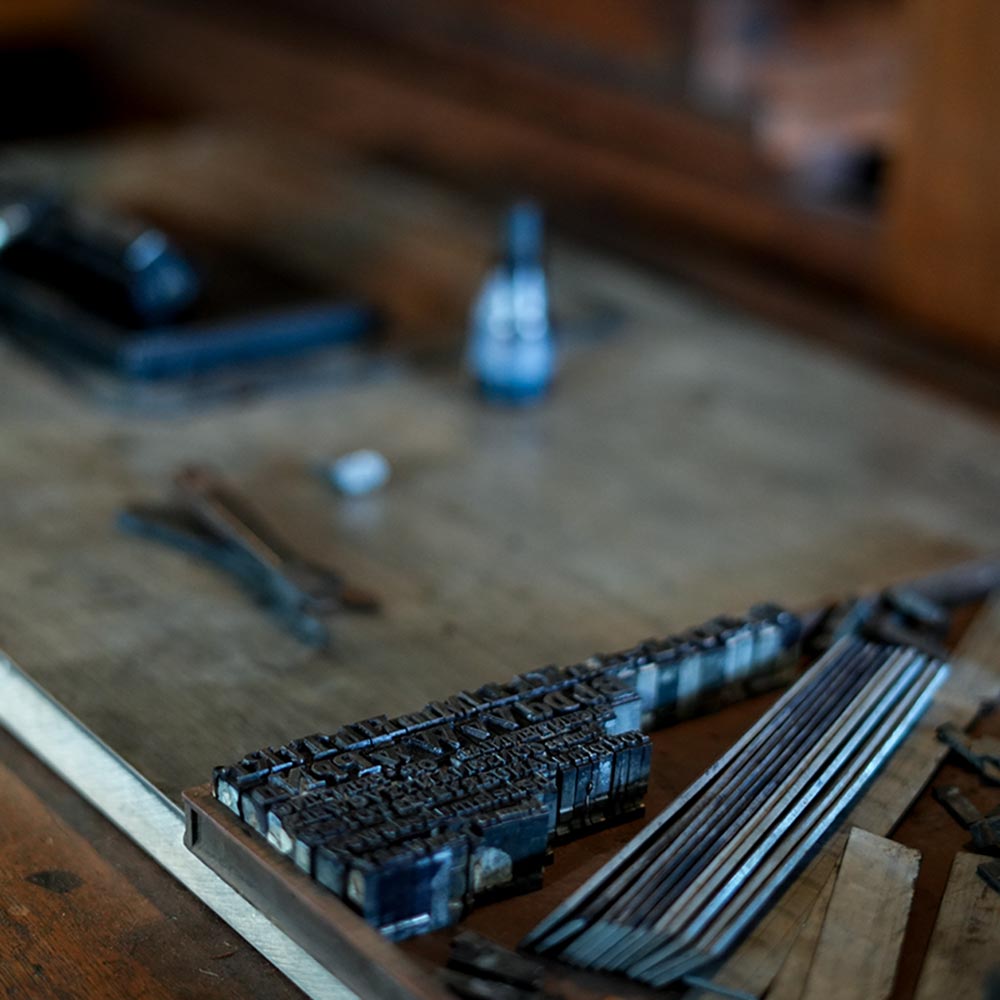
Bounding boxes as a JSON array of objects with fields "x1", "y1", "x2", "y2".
[{"x1": 183, "y1": 783, "x2": 451, "y2": 1000}]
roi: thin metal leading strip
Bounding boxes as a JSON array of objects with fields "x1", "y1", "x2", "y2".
[
  {"x1": 579, "y1": 647, "x2": 927, "y2": 974},
  {"x1": 558, "y1": 644, "x2": 914, "y2": 973},
  {"x1": 623, "y1": 648, "x2": 922, "y2": 934},
  {"x1": 561, "y1": 646, "x2": 886, "y2": 972},
  {"x1": 523, "y1": 637, "x2": 874, "y2": 954},
  {"x1": 554, "y1": 646, "x2": 941, "y2": 979},
  {"x1": 635, "y1": 657, "x2": 946, "y2": 985},
  {"x1": 524, "y1": 639, "x2": 949, "y2": 987},
  {"x1": 586, "y1": 643, "x2": 884, "y2": 937},
  {"x1": 0, "y1": 652, "x2": 356, "y2": 1000}
]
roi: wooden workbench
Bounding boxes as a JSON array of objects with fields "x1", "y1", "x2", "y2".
[{"x1": 0, "y1": 128, "x2": 999, "y2": 997}]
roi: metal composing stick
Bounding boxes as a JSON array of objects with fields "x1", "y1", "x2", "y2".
[
  {"x1": 119, "y1": 466, "x2": 378, "y2": 646},
  {"x1": 212, "y1": 605, "x2": 802, "y2": 939},
  {"x1": 523, "y1": 637, "x2": 948, "y2": 987}
]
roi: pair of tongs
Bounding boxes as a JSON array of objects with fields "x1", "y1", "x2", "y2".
[{"x1": 118, "y1": 465, "x2": 378, "y2": 647}]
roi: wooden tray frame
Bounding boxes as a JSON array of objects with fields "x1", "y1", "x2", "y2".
[{"x1": 184, "y1": 784, "x2": 451, "y2": 1000}]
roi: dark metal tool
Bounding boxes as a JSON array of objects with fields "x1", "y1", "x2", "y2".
[
  {"x1": 442, "y1": 971, "x2": 546, "y2": 1000},
  {"x1": 971, "y1": 816, "x2": 1000, "y2": 854},
  {"x1": 937, "y1": 723, "x2": 1000, "y2": 785},
  {"x1": 447, "y1": 932, "x2": 544, "y2": 992},
  {"x1": 933, "y1": 784, "x2": 983, "y2": 829},
  {"x1": 172, "y1": 466, "x2": 378, "y2": 614},
  {"x1": 0, "y1": 189, "x2": 200, "y2": 326},
  {"x1": 978, "y1": 858, "x2": 1000, "y2": 895},
  {"x1": 119, "y1": 465, "x2": 378, "y2": 646},
  {"x1": 799, "y1": 555, "x2": 1000, "y2": 654}
]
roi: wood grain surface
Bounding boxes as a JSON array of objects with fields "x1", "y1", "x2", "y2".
[
  {"x1": 800, "y1": 829, "x2": 920, "y2": 1000},
  {"x1": 0, "y1": 729, "x2": 304, "y2": 999},
  {"x1": 885, "y1": 0, "x2": 1000, "y2": 357},
  {"x1": 912, "y1": 852, "x2": 1000, "y2": 1000},
  {"x1": 0, "y1": 129, "x2": 999, "y2": 999},
  {"x1": 1, "y1": 129, "x2": 998, "y2": 807},
  {"x1": 765, "y1": 867, "x2": 837, "y2": 1000}
]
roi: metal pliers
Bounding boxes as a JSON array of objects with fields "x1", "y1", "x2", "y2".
[{"x1": 118, "y1": 465, "x2": 378, "y2": 647}]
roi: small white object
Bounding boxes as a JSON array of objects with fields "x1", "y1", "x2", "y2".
[{"x1": 327, "y1": 449, "x2": 391, "y2": 497}]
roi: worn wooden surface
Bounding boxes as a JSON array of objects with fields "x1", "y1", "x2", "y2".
[
  {"x1": 912, "y1": 851, "x2": 1000, "y2": 1000},
  {"x1": 800, "y1": 829, "x2": 919, "y2": 1000},
  {"x1": 0, "y1": 728, "x2": 304, "y2": 999},
  {"x1": 1, "y1": 129, "x2": 999, "y2": 804},
  {"x1": 0, "y1": 129, "x2": 999, "y2": 998},
  {"x1": 766, "y1": 866, "x2": 837, "y2": 1000},
  {"x1": 782, "y1": 707, "x2": 1000, "y2": 1000}
]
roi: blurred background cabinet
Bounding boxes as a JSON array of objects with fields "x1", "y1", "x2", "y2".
[{"x1": 6, "y1": 0, "x2": 998, "y2": 366}]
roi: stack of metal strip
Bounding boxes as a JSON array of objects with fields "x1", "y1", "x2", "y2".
[{"x1": 522, "y1": 637, "x2": 949, "y2": 987}]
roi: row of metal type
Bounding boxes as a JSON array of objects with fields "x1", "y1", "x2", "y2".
[
  {"x1": 212, "y1": 604, "x2": 800, "y2": 939},
  {"x1": 522, "y1": 637, "x2": 949, "y2": 987}
]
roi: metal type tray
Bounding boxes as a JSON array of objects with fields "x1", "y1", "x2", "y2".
[{"x1": 184, "y1": 698, "x2": 802, "y2": 1000}]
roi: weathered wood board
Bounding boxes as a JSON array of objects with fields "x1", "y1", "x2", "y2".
[
  {"x1": 912, "y1": 852, "x2": 1000, "y2": 1000},
  {"x1": 1, "y1": 129, "x2": 1000, "y2": 1000},
  {"x1": 800, "y1": 829, "x2": 919, "y2": 1000},
  {"x1": 766, "y1": 868, "x2": 837, "y2": 1000},
  {"x1": 1, "y1": 130, "x2": 999, "y2": 809}
]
